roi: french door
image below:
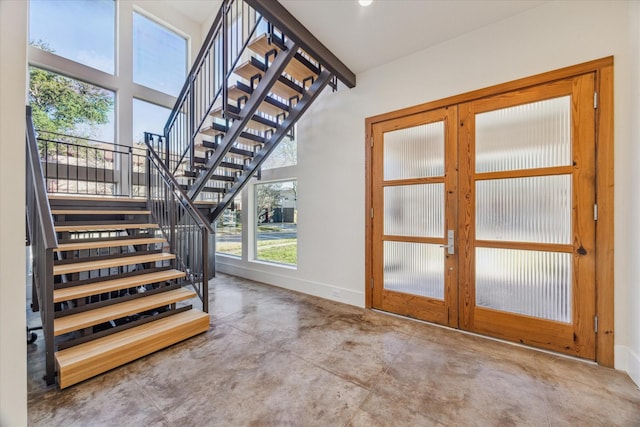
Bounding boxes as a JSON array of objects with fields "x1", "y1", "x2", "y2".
[{"x1": 371, "y1": 73, "x2": 597, "y2": 359}]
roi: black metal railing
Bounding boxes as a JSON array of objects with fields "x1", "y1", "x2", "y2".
[
  {"x1": 37, "y1": 131, "x2": 147, "y2": 197},
  {"x1": 25, "y1": 107, "x2": 58, "y2": 385},
  {"x1": 164, "y1": 0, "x2": 262, "y2": 176},
  {"x1": 145, "y1": 133, "x2": 213, "y2": 312}
]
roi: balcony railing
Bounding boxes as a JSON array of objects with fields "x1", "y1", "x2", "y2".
[{"x1": 37, "y1": 130, "x2": 147, "y2": 197}]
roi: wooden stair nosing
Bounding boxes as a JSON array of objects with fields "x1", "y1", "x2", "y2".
[
  {"x1": 48, "y1": 195, "x2": 145, "y2": 203},
  {"x1": 233, "y1": 59, "x2": 303, "y2": 100},
  {"x1": 51, "y1": 210, "x2": 151, "y2": 215},
  {"x1": 53, "y1": 252, "x2": 175, "y2": 276},
  {"x1": 247, "y1": 34, "x2": 319, "y2": 83},
  {"x1": 195, "y1": 141, "x2": 256, "y2": 159},
  {"x1": 55, "y1": 237, "x2": 167, "y2": 253},
  {"x1": 209, "y1": 106, "x2": 277, "y2": 132},
  {"x1": 230, "y1": 82, "x2": 290, "y2": 117},
  {"x1": 53, "y1": 269, "x2": 186, "y2": 303},
  {"x1": 55, "y1": 309, "x2": 210, "y2": 388},
  {"x1": 181, "y1": 170, "x2": 236, "y2": 182},
  {"x1": 200, "y1": 127, "x2": 265, "y2": 145},
  {"x1": 54, "y1": 287, "x2": 196, "y2": 336},
  {"x1": 179, "y1": 184, "x2": 226, "y2": 194},
  {"x1": 55, "y1": 223, "x2": 160, "y2": 232}
]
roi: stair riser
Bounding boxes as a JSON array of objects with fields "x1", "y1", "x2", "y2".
[
  {"x1": 56, "y1": 313, "x2": 209, "y2": 389},
  {"x1": 54, "y1": 288, "x2": 196, "y2": 336}
]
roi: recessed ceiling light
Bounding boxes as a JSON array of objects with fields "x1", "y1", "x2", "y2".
[{"x1": 359, "y1": 0, "x2": 373, "y2": 6}]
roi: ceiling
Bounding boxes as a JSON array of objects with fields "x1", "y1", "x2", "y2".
[{"x1": 165, "y1": 0, "x2": 547, "y2": 74}]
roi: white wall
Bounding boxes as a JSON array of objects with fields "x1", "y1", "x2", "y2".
[
  {"x1": 0, "y1": 0, "x2": 28, "y2": 425},
  {"x1": 625, "y1": 0, "x2": 640, "y2": 386},
  {"x1": 217, "y1": 1, "x2": 640, "y2": 377}
]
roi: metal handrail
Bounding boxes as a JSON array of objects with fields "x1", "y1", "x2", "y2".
[
  {"x1": 145, "y1": 133, "x2": 212, "y2": 312},
  {"x1": 38, "y1": 134, "x2": 147, "y2": 197},
  {"x1": 164, "y1": 0, "x2": 262, "y2": 175},
  {"x1": 145, "y1": 134, "x2": 213, "y2": 234},
  {"x1": 25, "y1": 106, "x2": 58, "y2": 385}
]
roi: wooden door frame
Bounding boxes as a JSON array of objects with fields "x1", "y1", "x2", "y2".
[{"x1": 364, "y1": 56, "x2": 614, "y2": 367}]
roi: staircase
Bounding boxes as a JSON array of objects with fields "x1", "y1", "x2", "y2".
[
  {"x1": 27, "y1": 0, "x2": 355, "y2": 389},
  {"x1": 47, "y1": 195, "x2": 209, "y2": 388},
  {"x1": 157, "y1": 0, "x2": 356, "y2": 222}
]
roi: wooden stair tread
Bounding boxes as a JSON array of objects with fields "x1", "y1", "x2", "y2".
[
  {"x1": 55, "y1": 309, "x2": 210, "y2": 388},
  {"x1": 234, "y1": 60, "x2": 301, "y2": 99},
  {"x1": 52, "y1": 210, "x2": 151, "y2": 215},
  {"x1": 227, "y1": 85, "x2": 287, "y2": 117},
  {"x1": 53, "y1": 252, "x2": 175, "y2": 276},
  {"x1": 55, "y1": 223, "x2": 159, "y2": 232},
  {"x1": 53, "y1": 269, "x2": 185, "y2": 303},
  {"x1": 199, "y1": 127, "x2": 264, "y2": 146},
  {"x1": 55, "y1": 237, "x2": 166, "y2": 252},
  {"x1": 248, "y1": 34, "x2": 317, "y2": 83},
  {"x1": 48, "y1": 195, "x2": 144, "y2": 203},
  {"x1": 209, "y1": 106, "x2": 275, "y2": 132},
  {"x1": 54, "y1": 287, "x2": 196, "y2": 336}
]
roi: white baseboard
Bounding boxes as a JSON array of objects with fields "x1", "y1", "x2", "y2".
[
  {"x1": 615, "y1": 345, "x2": 640, "y2": 388},
  {"x1": 215, "y1": 258, "x2": 365, "y2": 308}
]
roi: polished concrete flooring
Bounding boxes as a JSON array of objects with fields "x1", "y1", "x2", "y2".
[{"x1": 28, "y1": 273, "x2": 640, "y2": 426}]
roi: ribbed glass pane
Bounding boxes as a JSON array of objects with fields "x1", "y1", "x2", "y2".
[
  {"x1": 384, "y1": 121, "x2": 444, "y2": 180},
  {"x1": 476, "y1": 175, "x2": 571, "y2": 244},
  {"x1": 384, "y1": 241, "x2": 444, "y2": 299},
  {"x1": 476, "y1": 248, "x2": 572, "y2": 323},
  {"x1": 384, "y1": 184, "x2": 444, "y2": 238},
  {"x1": 475, "y1": 96, "x2": 571, "y2": 173}
]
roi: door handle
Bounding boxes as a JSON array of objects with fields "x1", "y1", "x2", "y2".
[{"x1": 439, "y1": 230, "x2": 455, "y2": 255}]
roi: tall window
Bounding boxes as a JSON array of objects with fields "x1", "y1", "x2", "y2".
[
  {"x1": 133, "y1": 12, "x2": 187, "y2": 96},
  {"x1": 255, "y1": 180, "x2": 297, "y2": 266},
  {"x1": 216, "y1": 199, "x2": 242, "y2": 257},
  {"x1": 29, "y1": 0, "x2": 115, "y2": 74},
  {"x1": 133, "y1": 99, "x2": 171, "y2": 145},
  {"x1": 29, "y1": 67, "x2": 115, "y2": 142},
  {"x1": 262, "y1": 132, "x2": 297, "y2": 170}
]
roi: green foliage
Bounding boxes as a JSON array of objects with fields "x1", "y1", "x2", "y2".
[
  {"x1": 256, "y1": 239, "x2": 297, "y2": 265},
  {"x1": 28, "y1": 40, "x2": 114, "y2": 150},
  {"x1": 29, "y1": 66, "x2": 113, "y2": 136}
]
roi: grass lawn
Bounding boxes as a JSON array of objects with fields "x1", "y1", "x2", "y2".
[
  {"x1": 216, "y1": 238, "x2": 297, "y2": 265},
  {"x1": 257, "y1": 239, "x2": 297, "y2": 265}
]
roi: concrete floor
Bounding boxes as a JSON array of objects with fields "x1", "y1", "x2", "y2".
[{"x1": 28, "y1": 273, "x2": 640, "y2": 426}]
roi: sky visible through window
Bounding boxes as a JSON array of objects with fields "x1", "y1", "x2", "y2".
[
  {"x1": 133, "y1": 12, "x2": 187, "y2": 97},
  {"x1": 133, "y1": 99, "x2": 171, "y2": 146},
  {"x1": 29, "y1": 1, "x2": 187, "y2": 144},
  {"x1": 29, "y1": 0, "x2": 115, "y2": 74}
]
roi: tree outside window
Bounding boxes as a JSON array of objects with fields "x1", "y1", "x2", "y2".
[{"x1": 255, "y1": 180, "x2": 297, "y2": 265}]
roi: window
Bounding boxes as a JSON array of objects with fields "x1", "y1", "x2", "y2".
[
  {"x1": 133, "y1": 12, "x2": 187, "y2": 96},
  {"x1": 262, "y1": 133, "x2": 297, "y2": 170},
  {"x1": 29, "y1": 67, "x2": 115, "y2": 142},
  {"x1": 29, "y1": 0, "x2": 115, "y2": 74},
  {"x1": 132, "y1": 99, "x2": 171, "y2": 146},
  {"x1": 216, "y1": 199, "x2": 242, "y2": 257},
  {"x1": 255, "y1": 180, "x2": 297, "y2": 266}
]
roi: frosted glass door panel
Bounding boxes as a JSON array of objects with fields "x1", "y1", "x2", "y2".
[
  {"x1": 476, "y1": 175, "x2": 571, "y2": 244},
  {"x1": 475, "y1": 248, "x2": 572, "y2": 323},
  {"x1": 384, "y1": 121, "x2": 444, "y2": 180},
  {"x1": 384, "y1": 184, "x2": 444, "y2": 237},
  {"x1": 475, "y1": 96, "x2": 571, "y2": 173},
  {"x1": 384, "y1": 241, "x2": 444, "y2": 299}
]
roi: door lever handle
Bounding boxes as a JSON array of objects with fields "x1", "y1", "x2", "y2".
[{"x1": 439, "y1": 230, "x2": 455, "y2": 255}]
